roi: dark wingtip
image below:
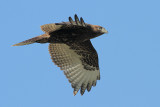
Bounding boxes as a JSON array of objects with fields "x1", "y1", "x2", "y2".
[
  {"x1": 74, "y1": 14, "x2": 81, "y2": 25},
  {"x1": 69, "y1": 16, "x2": 72, "y2": 20},
  {"x1": 69, "y1": 14, "x2": 86, "y2": 26},
  {"x1": 87, "y1": 83, "x2": 92, "y2": 92},
  {"x1": 80, "y1": 89, "x2": 85, "y2": 96},
  {"x1": 69, "y1": 16, "x2": 74, "y2": 25},
  {"x1": 74, "y1": 14, "x2": 78, "y2": 20},
  {"x1": 80, "y1": 17, "x2": 86, "y2": 26},
  {"x1": 74, "y1": 14, "x2": 78, "y2": 18}
]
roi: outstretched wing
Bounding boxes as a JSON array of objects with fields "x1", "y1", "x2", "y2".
[
  {"x1": 41, "y1": 14, "x2": 88, "y2": 34},
  {"x1": 48, "y1": 40, "x2": 100, "y2": 95}
]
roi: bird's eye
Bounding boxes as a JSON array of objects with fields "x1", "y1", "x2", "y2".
[{"x1": 98, "y1": 27, "x2": 102, "y2": 30}]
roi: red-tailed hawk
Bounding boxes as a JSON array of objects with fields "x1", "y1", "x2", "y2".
[{"x1": 13, "y1": 14, "x2": 108, "y2": 95}]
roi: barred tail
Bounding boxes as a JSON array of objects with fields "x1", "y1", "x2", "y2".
[{"x1": 12, "y1": 34, "x2": 50, "y2": 46}]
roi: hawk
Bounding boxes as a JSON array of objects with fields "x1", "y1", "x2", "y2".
[{"x1": 13, "y1": 14, "x2": 108, "y2": 95}]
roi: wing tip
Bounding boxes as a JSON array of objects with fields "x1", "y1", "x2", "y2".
[
  {"x1": 12, "y1": 43, "x2": 26, "y2": 46},
  {"x1": 12, "y1": 44, "x2": 16, "y2": 47},
  {"x1": 73, "y1": 91, "x2": 78, "y2": 96}
]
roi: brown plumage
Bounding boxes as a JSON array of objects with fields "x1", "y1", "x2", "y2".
[{"x1": 13, "y1": 14, "x2": 108, "y2": 96}]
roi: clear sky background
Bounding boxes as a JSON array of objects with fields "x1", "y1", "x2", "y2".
[{"x1": 1, "y1": 0, "x2": 160, "y2": 107}]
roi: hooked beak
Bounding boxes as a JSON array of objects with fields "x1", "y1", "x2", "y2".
[{"x1": 102, "y1": 28, "x2": 108, "y2": 33}]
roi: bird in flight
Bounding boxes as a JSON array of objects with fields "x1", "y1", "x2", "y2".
[{"x1": 13, "y1": 14, "x2": 108, "y2": 96}]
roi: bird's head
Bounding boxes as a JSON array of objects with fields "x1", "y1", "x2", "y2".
[{"x1": 91, "y1": 25, "x2": 108, "y2": 34}]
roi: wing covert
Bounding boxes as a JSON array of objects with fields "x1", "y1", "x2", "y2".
[{"x1": 40, "y1": 23, "x2": 62, "y2": 33}]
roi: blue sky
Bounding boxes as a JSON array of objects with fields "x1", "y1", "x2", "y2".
[{"x1": 1, "y1": 0, "x2": 160, "y2": 107}]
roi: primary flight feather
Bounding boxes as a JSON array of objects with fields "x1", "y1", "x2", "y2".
[{"x1": 13, "y1": 14, "x2": 108, "y2": 95}]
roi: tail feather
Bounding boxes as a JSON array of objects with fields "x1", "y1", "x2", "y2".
[{"x1": 12, "y1": 34, "x2": 50, "y2": 46}]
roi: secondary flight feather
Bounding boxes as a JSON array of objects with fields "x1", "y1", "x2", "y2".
[{"x1": 13, "y1": 14, "x2": 108, "y2": 95}]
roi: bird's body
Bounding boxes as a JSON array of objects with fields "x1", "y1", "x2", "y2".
[{"x1": 13, "y1": 14, "x2": 108, "y2": 95}]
